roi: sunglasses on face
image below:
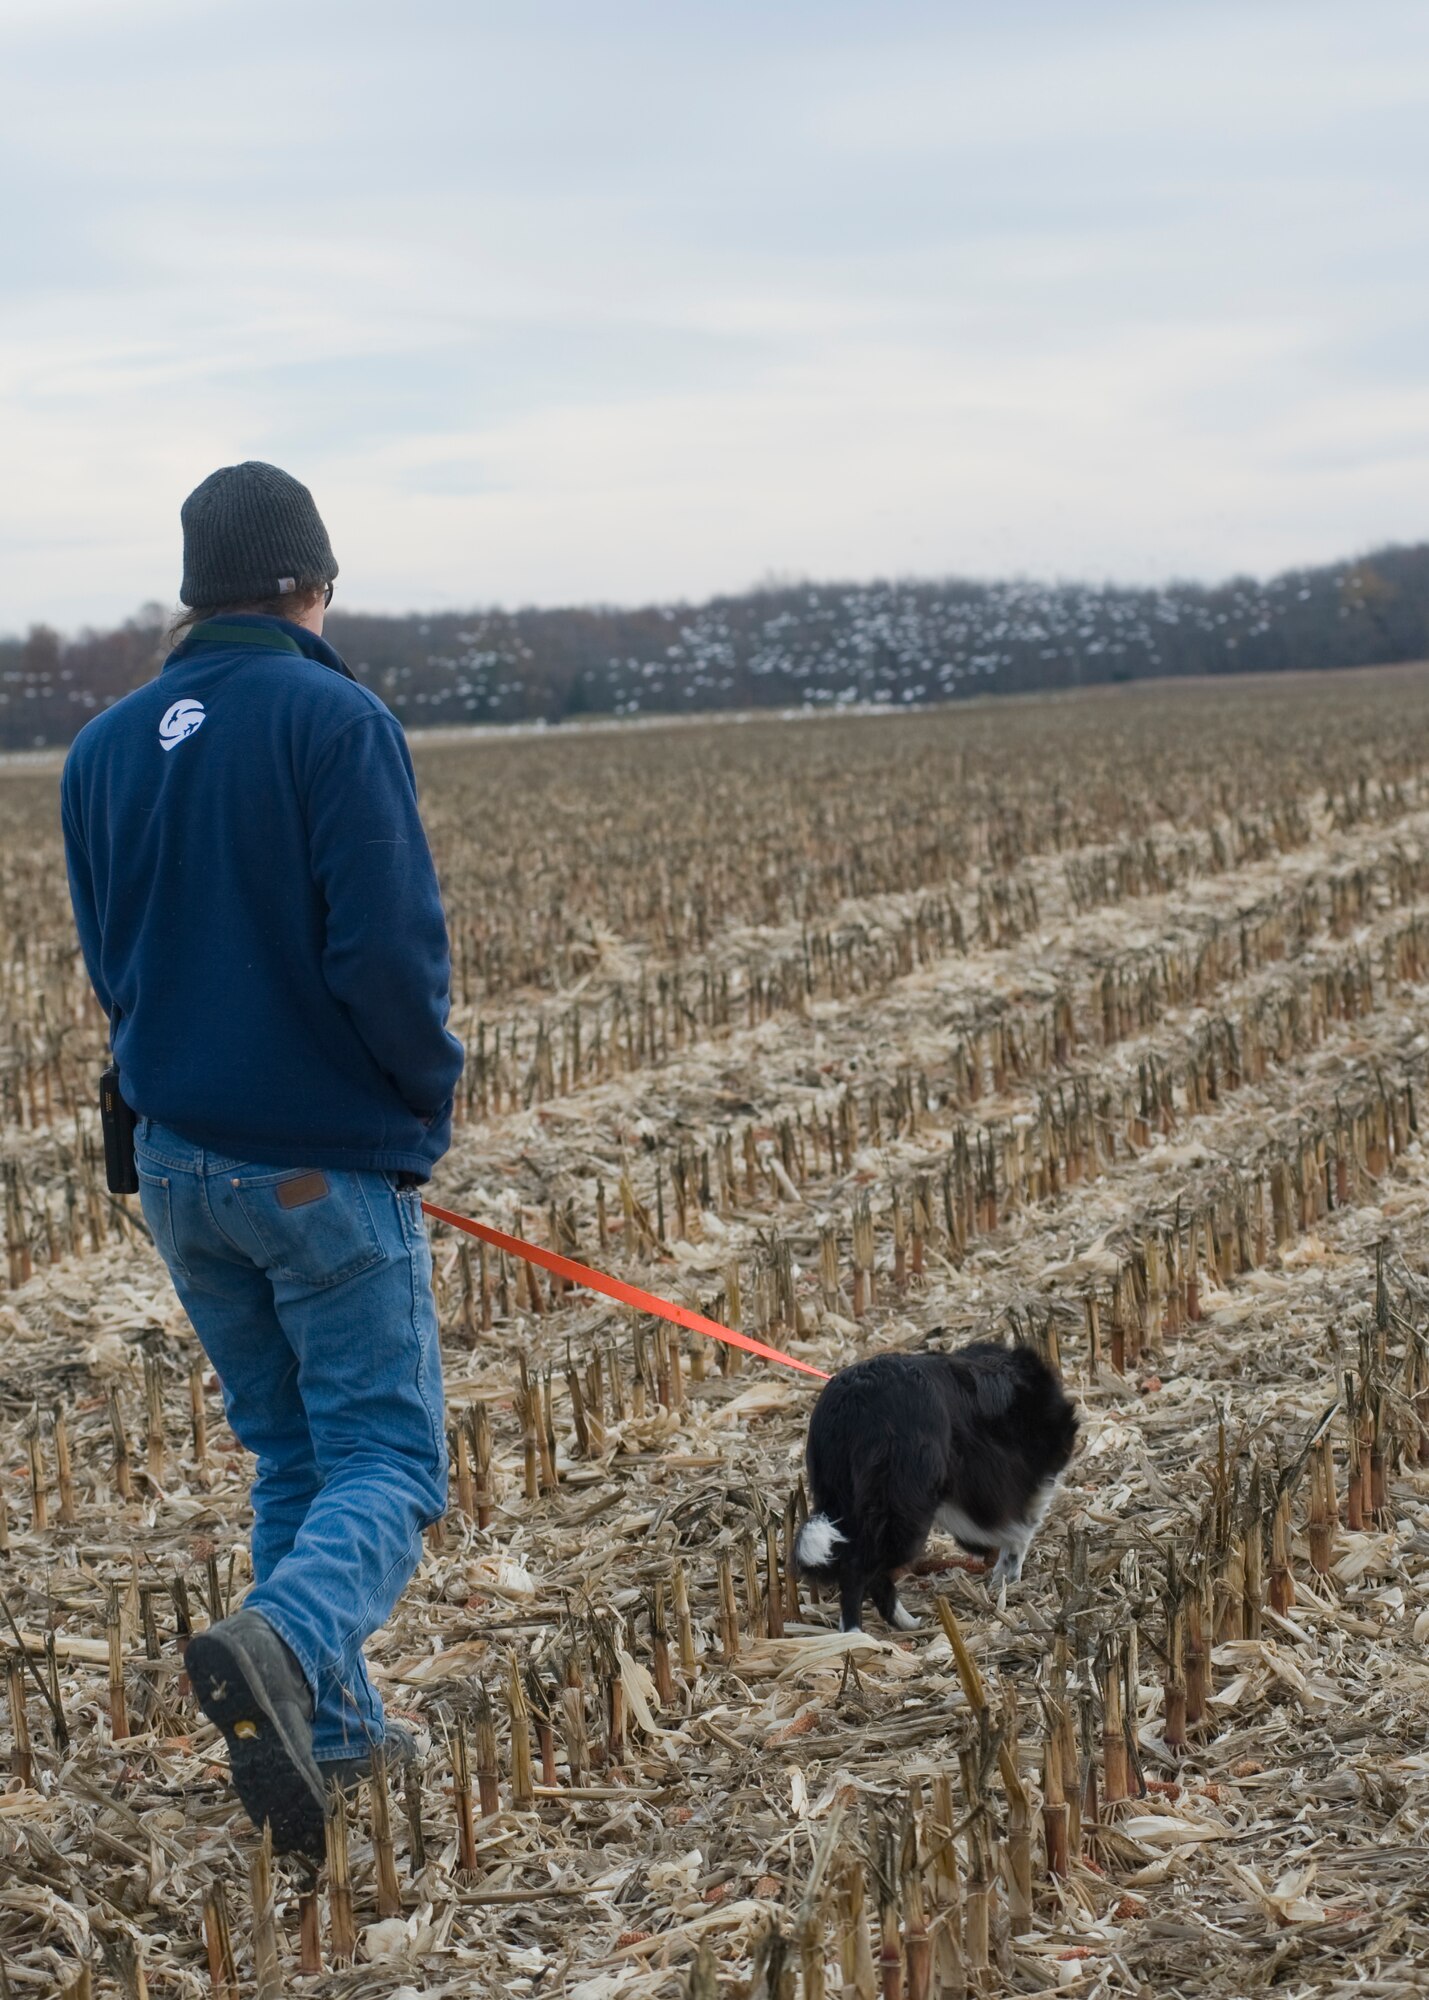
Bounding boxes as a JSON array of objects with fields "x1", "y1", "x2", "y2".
[{"x1": 324, "y1": 581, "x2": 335, "y2": 608}]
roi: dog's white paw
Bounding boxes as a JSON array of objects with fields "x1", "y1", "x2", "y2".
[
  {"x1": 892, "y1": 1601, "x2": 921, "y2": 1631},
  {"x1": 988, "y1": 1549, "x2": 1025, "y2": 1591}
]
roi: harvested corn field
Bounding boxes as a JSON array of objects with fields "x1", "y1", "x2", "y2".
[{"x1": 6, "y1": 665, "x2": 1429, "y2": 1998}]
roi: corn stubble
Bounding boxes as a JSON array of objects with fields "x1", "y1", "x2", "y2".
[{"x1": 3, "y1": 671, "x2": 1429, "y2": 1991}]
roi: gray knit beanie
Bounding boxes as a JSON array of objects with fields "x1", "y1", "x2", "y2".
[{"x1": 179, "y1": 461, "x2": 338, "y2": 607}]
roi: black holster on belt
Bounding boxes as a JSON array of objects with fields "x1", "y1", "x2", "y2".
[{"x1": 99, "y1": 1065, "x2": 139, "y2": 1194}]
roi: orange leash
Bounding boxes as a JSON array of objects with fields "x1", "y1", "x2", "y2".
[{"x1": 421, "y1": 1200, "x2": 830, "y2": 1382}]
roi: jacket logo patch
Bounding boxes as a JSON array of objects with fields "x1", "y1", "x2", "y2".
[
  {"x1": 276, "y1": 1172, "x2": 330, "y2": 1210},
  {"x1": 159, "y1": 699, "x2": 206, "y2": 751}
]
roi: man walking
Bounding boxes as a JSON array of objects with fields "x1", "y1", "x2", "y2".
[{"x1": 61, "y1": 461, "x2": 464, "y2": 1855}]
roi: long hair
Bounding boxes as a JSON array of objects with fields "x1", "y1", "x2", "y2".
[{"x1": 166, "y1": 582, "x2": 325, "y2": 649}]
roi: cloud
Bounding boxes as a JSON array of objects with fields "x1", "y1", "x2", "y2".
[{"x1": 3, "y1": 0, "x2": 1429, "y2": 630}]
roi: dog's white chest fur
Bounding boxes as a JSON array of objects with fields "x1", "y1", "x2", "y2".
[
  {"x1": 933, "y1": 1500, "x2": 993, "y2": 1548},
  {"x1": 934, "y1": 1477, "x2": 1061, "y2": 1583}
]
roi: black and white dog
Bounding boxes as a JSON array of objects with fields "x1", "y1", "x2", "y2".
[{"x1": 793, "y1": 1342, "x2": 1078, "y2": 1633}]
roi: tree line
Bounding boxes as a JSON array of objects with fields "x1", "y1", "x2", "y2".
[{"x1": 4, "y1": 541, "x2": 1429, "y2": 749}]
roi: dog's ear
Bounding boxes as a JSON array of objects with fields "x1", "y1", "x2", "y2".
[
  {"x1": 974, "y1": 1369, "x2": 1018, "y2": 1418},
  {"x1": 948, "y1": 1351, "x2": 1019, "y2": 1417}
]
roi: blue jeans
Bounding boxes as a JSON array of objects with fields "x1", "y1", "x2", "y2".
[{"x1": 134, "y1": 1120, "x2": 447, "y2": 1763}]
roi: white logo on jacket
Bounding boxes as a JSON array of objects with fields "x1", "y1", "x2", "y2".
[{"x1": 159, "y1": 699, "x2": 206, "y2": 751}]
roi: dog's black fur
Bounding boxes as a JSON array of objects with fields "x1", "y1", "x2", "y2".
[{"x1": 793, "y1": 1342, "x2": 1078, "y2": 1632}]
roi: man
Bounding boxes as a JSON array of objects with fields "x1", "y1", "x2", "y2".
[{"x1": 61, "y1": 461, "x2": 464, "y2": 1855}]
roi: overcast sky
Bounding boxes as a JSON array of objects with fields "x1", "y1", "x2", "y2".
[{"x1": 4, "y1": 0, "x2": 1429, "y2": 632}]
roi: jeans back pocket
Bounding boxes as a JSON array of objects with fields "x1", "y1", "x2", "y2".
[
  {"x1": 137, "y1": 1167, "x2": 191, "y2": 1282},
  {"x1": 227, "y1": 1170, "x2": 385, "y2": 1289}
]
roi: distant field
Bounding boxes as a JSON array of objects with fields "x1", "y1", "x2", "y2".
[{"x1": 4, "y1": 666, "x2": 1429, "y2": 1994}]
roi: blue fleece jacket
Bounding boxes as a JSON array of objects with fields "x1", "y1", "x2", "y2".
[{"x1": 61, "y1": 615, "x2": 464, "y2": 1178}]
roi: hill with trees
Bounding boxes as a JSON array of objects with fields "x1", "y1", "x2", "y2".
[{"x1": 4, "y1": 541, "x2": 1429, "y2": 749}]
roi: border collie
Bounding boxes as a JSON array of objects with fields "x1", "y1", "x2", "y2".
[{"x1": 793, "y1": 1342, "x2": 1078, "y2": 1632}]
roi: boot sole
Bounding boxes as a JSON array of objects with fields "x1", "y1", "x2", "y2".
[{"x1": 186, "y1": 1628, "x2": 328, "y2": 1857}]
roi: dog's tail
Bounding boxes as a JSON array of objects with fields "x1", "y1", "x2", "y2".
[{"x1": 793, "y1": 1512, "x2": 847, "y2": 1578}]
